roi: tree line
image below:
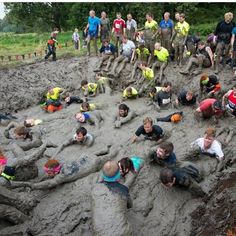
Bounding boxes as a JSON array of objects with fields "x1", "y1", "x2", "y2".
[{"x1": 1, "y1": 2, "x2": 235, "y2": 33}]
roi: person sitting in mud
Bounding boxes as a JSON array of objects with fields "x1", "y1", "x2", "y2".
[
  {"x1": 180, "y1": 41, "x2": 214, "y2": 76},
  {"x1": 13, "y1": 148, "x2": 119, "y2": 190},
  {"x1": 131, "y1": 117, "x2": 164, "y2": 143},
  {"x1": 137, "y1": 63, "x2": 154, "y2": 96},
  {"x1": 80, "y1": 101, "x2": 98, "y2": 112},
  {"x1": 160, "y1": 164, "x2": 206, "y2": 197},
  {"x1": 63, "y1": 93, "x2": 84, "y2": 106},
  {"x1": 185, "y1": 127, "x2": 224, "y2": 162},
  {"x1": 130, "y1": 42, "x2": 150, "y2": 82},
  {"x1": 75, "y1": 110, "x2": 104, "y2": 128},
  {"x1": 185, "y1": 34, "x2": 201, "y2": 56},
  {"x1": 0, "y1": 142, "x2": 56, "y2": 186},
  {"x1": 148, "y1": 141, "x2": 177, "y2": 167},
  {"x1": 108, "y1": 36, "x2": 136, "y2": 77},
  {"x1": 175, "y1": 90, "x2": 197, "y2": 107},
  {"x1": 81, "y1": 80, "x2": 98, "y2": 97},
  {"x1": 56, "y1": 127, "x2": 94, "y2": 154},
  {"x1": 153, "y1": 82, "x2": 172, "y2": 111},
  {"x1": 112, "y1": 103, "x2": 137, "y2": 128},
  {"x1": 0, "y1": 113, "x2": 17, "y2": 126},
  {"x1": 195, "y1": 98, "x2": 224, "y2": 122},
  {"x1": 156, "y1": 111, "x2": 183, "y2": 123},
  {"x1": 95, "y1": 73, "x2": 113, "y2": 94},
  {"x1": 4, "y1": 123, "x2": 42, "y2": 152},
  {"x1": 199, "y1": 74, "x2": 221, "y2": 99},
  {"x1": 152, "y1": 42, "x2": 169, "y2": 82},
  {"x1": 94, "y1": 39, "x2": 116, "y2": 72},
  {"x1": 41, "y1": 87, "x2": 65, "y2": 113},
  {"x1": 92, "y1": 159, "x2": 134, "y2": 235},
  {"x1": 222, "y1": 83, "x2": 236, "y2": 117},
  {"x1": 122, "y1": 87, "x2": 138, "y2": 100}
]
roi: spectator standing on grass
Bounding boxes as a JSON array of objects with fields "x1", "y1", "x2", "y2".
[{"x1": 72, "y1": 28, "x2": 80, "y2": 50}]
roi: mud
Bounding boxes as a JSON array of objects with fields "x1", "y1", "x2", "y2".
[{"x1": 0, "y1": 56, "x2": 236, "y2": 236}]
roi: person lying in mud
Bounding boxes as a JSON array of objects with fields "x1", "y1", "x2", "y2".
[
  {"x1": 95, "y1": 73, "x2": 113, "y2": 95},
  {"x1": 122, "y1": 87, "x2": 138, "y2": 100},
  {"x1": 81, "y1": 80, "x2": 97, "y2": 97},
  {"x1": 0, "y1": 155, "x2": 38, "y2": 224},
  {"x1": 63, "y1": 93, "x2": 84, "y2": 106},
  {"x1": 112, "y1": 103, "x2": 137, "y2": 128},
  {"x1": 4, "y1": 123, "x2": 42, "y2": 152},
  {"x1": 199, "y1": 74, "x2": 221, "y2": 99},
  {"x1": 131, "y1": 117, "x2": 164, "y2": 143},
  {"x1": 175, "y1": 90, "x2": 197, "y2": 107},
  {"x1": 156, "y1": 111, "x2": 183, "y2": 123},
  {"x1": 12, "y1": 147, "x2": 119, "y2": 190},
  {"x1": 56, "y1": 127, "x2": 94, "y2": 155},
  {"x1": 160, "y1": 164, "x2": 206, "y2": 197},
  {"x1": 153, "y1": 82, "x2": 173, "y2": 111},
  {"x1": 92, "y1": 160, "x2": 134, "y2": 236},
  {"x1": 0, "y1": 143, "x2": 56, "y2": 187},
  {"x1": 148, "y1": 141, "x2": 177, "y2": 167},
  {"x1": 195, "y1": 98, "x2": 224, "y2": 122},
  {"x1": 0, "y1": 113, "x2": 17, "y2": 126},
  {"x1": 75, "y1": 110, "x2": 104, "y2": 128},
  {"x1": 184, "y1": 127, "x2": 224, "y2": 162},
  {"x1": 80, "y1": 101, "x2": 99, "y2": 112},
  {"x1": 118, "y1": 156, "x2": 144, "y2": 186}
]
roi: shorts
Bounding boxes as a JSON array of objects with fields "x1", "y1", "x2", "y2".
[{"x1": 88, "y1": 31, "x2": 98, "y2": 38}]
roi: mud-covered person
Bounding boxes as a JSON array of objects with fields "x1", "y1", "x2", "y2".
[
  {"x1": 81, "y1": 80, "x2": 98, "y2": 97},
  {"x1": 148, "y1": 141, "x2": 177, "y2": 167},
  {"x1": 113, "y1": 103, "x2": 137, "y2": 128},
  {"x1": 131, "y1": 117, "x2": 164, "y2": 143},
  {"x1": 56, "y1": 127, "x2": 94, "y2": 155},
  {"x1": 175, "y1": 90, "x2": 197, "y2": 108}
]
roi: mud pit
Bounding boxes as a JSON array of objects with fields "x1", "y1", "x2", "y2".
[{"x1": 0, "y1": 56, "x2": 236, "y2": 236}]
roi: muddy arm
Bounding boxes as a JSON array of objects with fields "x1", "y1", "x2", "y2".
[
  {"x1": 4, "y1": 121, "x2": 18, "y2": 139},
  {"x1": 43, "y1": 114, "x2": 67, "y2": 123},
  {"x1": 56, "y1": 138, "x2": 74, "y2": 154},
  {"x1": 120, "y1": 110, "x2": 137, "y2": 125}
]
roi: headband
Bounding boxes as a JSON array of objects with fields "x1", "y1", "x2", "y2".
[
  {"x1": 0, "y1": 158, "x2": 7, "y2": 165},
  {"x1": 102, "y1": 169, "x2": 121, "y2": 182},
  {"x1": 44, "y1": 165, "x2": 61, "y2": 174}
]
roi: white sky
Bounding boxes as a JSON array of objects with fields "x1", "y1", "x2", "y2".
[{"x1": 0, "y1": 2, "x2": 5, "y2": 19}]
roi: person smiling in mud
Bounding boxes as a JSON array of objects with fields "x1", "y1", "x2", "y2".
[
  {"x1": 131, "y1": 117, "x2": 164, "y2": 143},
  {"x1": 56, "y1": 127, "x2": 94, "y2": 155}
]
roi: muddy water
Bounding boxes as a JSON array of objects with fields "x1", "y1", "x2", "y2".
[{"x1": 0, "y1": 57, "x2": 235, "y2": 235}]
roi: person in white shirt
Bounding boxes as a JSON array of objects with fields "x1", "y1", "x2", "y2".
[
  {"x1": 72, "y1": 28, "x2": 80, "y2": 50},
  {"x1": 126, "y1": 14, "x2": 137, "y2": 41}
]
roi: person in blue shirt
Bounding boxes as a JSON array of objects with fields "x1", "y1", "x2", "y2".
[
  {"x1": 84, "y1": 10, "x2": 101, "y2": 56},
  {"x1": 159, "y1": 12, "x2": 174, "y2": 52},
  {"x1": 94, "y1": 39, "x2": 116, "y2": 72},
  {"x1": 148, "y1": 141, "x2": 177, "y2": 167},
  {"x1": 231, "y1": 26, "x2": 236, "y2": 78}
]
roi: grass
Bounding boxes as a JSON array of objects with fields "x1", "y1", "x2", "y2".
[{"x1": 0, "y1": 31, "x2": 90, "y2": 67}]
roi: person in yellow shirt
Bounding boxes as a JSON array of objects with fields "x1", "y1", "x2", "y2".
[
  {"x1": 122, "y1": 87, "x2": 138, "y2": 100},
  {"x1": 152, "y1": 42, "x2": 169, "y2": 82},
  {"x1": 130, "y1": 42, "x2": 150, "y2": 82},
  {"x1": 95, "y1": 73, "x2": 113, "y2": 95},
  {"x1": 81, "y1": 80, "x2": 98, "y2": 97},
  {"x1": 138, "y1": 63, "x2": 155, "y2": 96},
  {"x1": 171, "y1": 13, "x2": 190, "y2": 66},
  {"x1": 46, "y1": 87, "x2": 64, "y2": 101}
]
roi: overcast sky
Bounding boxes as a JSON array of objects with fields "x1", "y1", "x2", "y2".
[{"x1": 0, "y1": 2, "x2": 5, "y2": 19}]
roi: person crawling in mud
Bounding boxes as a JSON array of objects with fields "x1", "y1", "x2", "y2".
[
  {"x1": 195, "y1": 98, "x2": 224, "y2": 122},
  {"x1": 12, "y1": 148, "x2": 119, "y2": 190},
  {"x1": 122, "y1": 87, "x2": 138, "y2": 100},
  {"x1": 0, "y1": 142, "x2": 56, "y2": 187},
  {"x1": 222, "y1": 83, "x2": 236, "y2": 117},
  {"x1": 4, "y1": 123, "x2": 43, "y2": 152},
  {"x1": 80, "y1": 101, "x2": 98, "y2": 112},
  {"x1": 75, "y1": 110, "x2": 104, "y2": 128},
  {"x1": 153, "y1": 82, "x2": 173, "y2": 111},
  {"x1": 160, "y1": 164, "x2": 206, "y2": 197},
  {"x1": 184, "y1": 127, "x2": 224, "y2": 162},
  {"x1": 92, "y1": 160, "x2": 134, "y2": 235},
  {"x1": 131, "y1": 117, "x2": 164, "y2": 143},
  {"x1": 95, "y1": 73, "x2": 113, "y2": 95},
  {"x1": 56, "y1": 127, "x2": 94, "y2": 155},
  {"x1": 112, "y1": 103, "x2": 137, "y2": 128},
  {"x1": 148, "y1": 141, "x2": 177, "y2": 167},
  {"x1": 63, "y1": 93, "x2": 84, "y2": 106},
  {"x1": 81, "y1": 80, "x2": 98, "y2": 97},
  {"x1": 175, "y1": 90, "x2": 197, "y2": 107},
  {"x1": 156, "y1": 111, "x2": 183, "y2": 123}
]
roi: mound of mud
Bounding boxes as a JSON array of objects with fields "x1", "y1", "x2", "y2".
[{"x1": 0, "y1": 56, "x2": 235, "y2": 236}]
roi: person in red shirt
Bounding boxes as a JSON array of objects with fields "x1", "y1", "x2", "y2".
[
  {"x1": 112, "y1": 12, "x2": 126, "y2": 54},
  {"x1": 195, "y1": 98, "x2": 224, "y2": 121},
  {"x1": 222, "y1": 84, "x2": 236, "y2": 117}
]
